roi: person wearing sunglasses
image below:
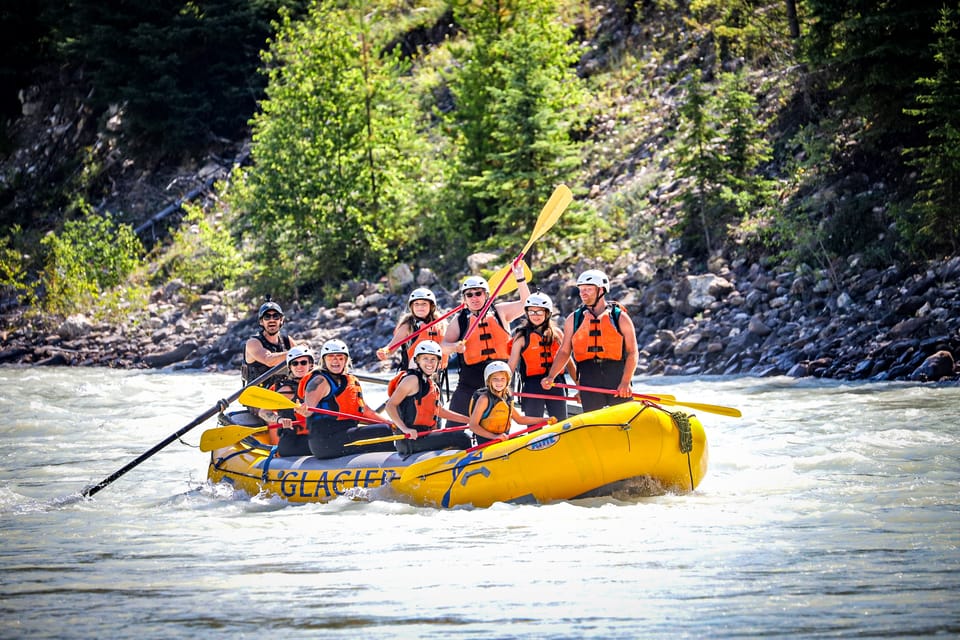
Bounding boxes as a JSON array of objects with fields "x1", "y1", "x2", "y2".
[
  {"x1": 267, "y1": 345, "x2": 316, "y2": 456},
  {"x1": 507, "y1": 292, "x2": 577, "y2": 422},
  {"x1": 242, "y1": 301, "x2": 299, "y2": 391},
  {"x1": 441, "y1": 261, "x2": 529, "y2": 427}
]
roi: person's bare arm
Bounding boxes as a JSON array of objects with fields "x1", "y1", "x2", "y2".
[
  {"x1": 384, "y1": 375, "x2": 419, "y2": 438},
  {"x1": 616, "y1": 310, "x2": 639, "y2": 397},
  {"x1": 543, "y1": 316, "x2": 574, "y2": 388},
  {"x1": 245, "y1": 337, "x2": 287, "y2": 367}
]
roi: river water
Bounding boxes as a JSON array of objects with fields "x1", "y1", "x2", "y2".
[{"x1": 0, "y1": 367, "x2": 957, "y2": 639}]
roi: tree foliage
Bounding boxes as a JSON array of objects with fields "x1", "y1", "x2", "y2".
[
  {"x1": 675, "y1": 68, "x2": 774, "y2": 259},
  {"x1": 446, "y1": 0, "x2": 588, "y2": 253},
  {"x1": 901, "y1": 6, "x2": 960, "y2": 255},
  {"x1": 230, "y1": 2, "x2": 436, "y2": 300},
  {"x1": 59, "y1": 0, "x2": 306, "y2": 154},
  {"x1": 38, "y1": 208, "x2": 144, "y2": 318},
  {"x1": 157, "y1": 205, "x2": 249, "y2": 290},
  {"x1": 803, "y1": 0, "x2": 943, "y2": 144}
]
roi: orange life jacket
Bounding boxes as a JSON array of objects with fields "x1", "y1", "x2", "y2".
[
  {"x1": 469, "y1": 388, "x2": 513, "y2": 435},
  {"x1": 403, "y1": 322, "x2": 448, "y2": 369},
  {"x1": 517, "y1": 329, "x2": 559, "y2": 377},
  {"x1": 571, "y1": 304, "x2": 625, "y2": 363},
  {"x1": 388, "y1": 370, "x2": 441, "y2": 431},
  {"x1": 298, "y1": 370, "x2": 366, "y2": 421},
  {"x1": 460, "y1": 309, "x2": 511, "y2": 366}
]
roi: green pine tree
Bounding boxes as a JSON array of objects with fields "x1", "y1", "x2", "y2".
[
  {"x1": 446, "y1": 0, "x2": 587, "y2": 253},
  {"x1": 902, "y1": 6, "x2": 960, "y2": 254},
  {"x1": 230, "y1": 2, "x2": 432, "y2": 298}
]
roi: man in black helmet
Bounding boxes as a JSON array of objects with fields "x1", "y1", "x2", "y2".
[{"x1": 242, "y1": 301, "x2": 298, "y2": 389}]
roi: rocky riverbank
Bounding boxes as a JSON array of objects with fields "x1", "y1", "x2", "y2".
[{"x1": 2, "y1": 254, "x2": 958, "y2": 383}]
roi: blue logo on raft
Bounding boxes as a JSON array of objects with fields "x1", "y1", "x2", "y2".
[{"x1": 526, "y1": 433, "x2": 559, "y2": 451}]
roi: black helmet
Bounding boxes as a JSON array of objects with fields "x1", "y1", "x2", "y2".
[{"x1": 258, "y1": 302, "x2": 284, "y2": 319}]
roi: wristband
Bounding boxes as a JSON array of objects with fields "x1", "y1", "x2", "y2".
[{"x1": 516, "y1": 278, "x2": 526, "y2": 283}]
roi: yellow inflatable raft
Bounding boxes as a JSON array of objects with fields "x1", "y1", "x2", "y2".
[{"x1": 205, "y1": 401, "x2": 708, "y2": 508}]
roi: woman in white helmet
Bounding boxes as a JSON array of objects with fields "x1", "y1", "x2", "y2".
[
  {"x1": 542, "y1": 269, "x2": 639, "y2": 412},
  {"x1": 467, "y1": 361, "x2": 556, "y2": 446},
  {"x1": 384, "y1": 340, "x2": 472, "y2": 455},
  {"x1": 294, "y1": 338, "x2": 396, "y2": 459},
  {"x1": 269, "y1": 345, "x2": 316, "y2": 455},
  {"x1": 442, "y1": 261, "x2": 530, "y2": 427},
  {"x1": 376, "y1": 287, "x2": 451, "y2": 372},
  {"x1": 507, "y1": 292, "x2": 577, "y2": 421}
]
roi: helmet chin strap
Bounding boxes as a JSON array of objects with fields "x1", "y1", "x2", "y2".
[{"x1": 585, "y1": 289, "x2": 606, "y2": 313}]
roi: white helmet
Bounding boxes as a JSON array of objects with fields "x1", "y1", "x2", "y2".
[
  {"x1": 460, "y1": 275, "x2": 490, "y2": 295},
  {"x1": 320, "y1": 339, "x2": 350, "y2": 358},
  {"x1": 483, "y1": 360, "x2": 512, "y2": 382},
  {"x1": 577, "y1": 269, "x2": 610, "y2": 292},
  {"x1": 286, "y1": 345, "x2": 314, "y2": 367},
  {"x1": 413, "y1": 340, "x2": 443, "y2": 360},
  {"x1": 408, "y1": 287, "x2": 437, "y2": 306},
  {"x1": 524, "y1": 292, "x2": 554, "y2": 314}
]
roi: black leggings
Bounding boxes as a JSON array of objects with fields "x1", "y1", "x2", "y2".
[
  {"x1": 576, "y1": 359, "x2": 630, "y2": 413},
  {"x1": 446, "y1": 360, "x2": 496, "y2": 428},
  {"x1": 276, "y1": 429, "x2": 312, "y2": 457},
  {"x1": 308, "y1": 419, "x2": 396, "y2": 459},
  {"x1": 396, "y1": 429, "x2": 472, "y2": 455},
  {"x1": 519, "y1": 375, "x2": 568, "y2": 420}
]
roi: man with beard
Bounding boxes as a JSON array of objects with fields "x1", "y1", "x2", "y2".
[
  {"x1": 542, "y1": 270, "x2": 638, "y2": 413},
  {"x1": 242, "y1": 301, "x2": 298, "y2": 390}
]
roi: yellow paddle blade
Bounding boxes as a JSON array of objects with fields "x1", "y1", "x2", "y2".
[
  {"x1": 238, "y1": 386, "x2": 297, "y2": 411},
  {"x1": 638, "y1": 392, "x2": 676, "y2": 402},
  {"x1": 199, "y1": 425, "x2": 266, "y2": 452},
  {"x1": 520, "y1": 184, "x2": 572, "y2": 256},
  {"x1": 486, "y1": 259, "x2": 533, "y2": 295},
  {"x1": 346, "y1": 434, "x2": 406, "y2": 447},
  {"x1": 657, "y1": 397, "x2": 742, "y2": 418}
]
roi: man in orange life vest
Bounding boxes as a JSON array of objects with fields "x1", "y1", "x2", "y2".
[
  {"x1": 542, "y1": 269, "x2": 638, "y2": 413},
  {"x1": 442, "y1": 262, "x2": 530, "y2": 427}
]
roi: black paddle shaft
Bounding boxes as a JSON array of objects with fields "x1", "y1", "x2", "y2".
[{"x1": 80, "y1": 362, "x2": 285, "y2": 498}]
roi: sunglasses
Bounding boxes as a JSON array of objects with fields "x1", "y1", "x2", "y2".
[
  {"x1": 262, "y1": 312, "x2": 283, "y2": 320},
  {"x1": 463, "y1": 290, "x2": 486, "y2": 299},
  {"x1": 290, "y1": 359, "x2": 312, "y2": 367},
  {"x1": 526, "y1": 309, "x2": 546, "y2": 315}
]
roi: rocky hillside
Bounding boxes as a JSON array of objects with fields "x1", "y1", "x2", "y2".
[
  {"x1": 2, "y1": 250, "x2": 957, "y2": 383},
  {"x1": 1, "y1": 4, "x2": 958, "y2": 383}
]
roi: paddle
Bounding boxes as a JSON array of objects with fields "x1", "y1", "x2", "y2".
[
  {"x1": 379, "y1": 261, "x2": 532, "y2": 356},
  {"x1": 80, "y1": 361, "x2": 287, "y2": 498},
  {"x1": 515, "y1": 390, "x2": 678, "y2": 403},
  {"x1": 199, "y1": 425, "x2": 267, "y2": 451},
  {"x1": 461, "y1": 184, "x2": 572, "y2": 343},
  {"x1": 553, "y1": 382, "x2": 742, "y2": 418},
  {"x1": 238, "y1": 386, "x2": 390, "y2": 424},
  {"x1": 353, "y1": 371, "x2": 393, "y2": 386},
  {"x1": 198, "y1": 417, "x2": 306, "y2": 452},
  {"x1": 346, "y1": 425, "x2": 469, "y2": 447}
]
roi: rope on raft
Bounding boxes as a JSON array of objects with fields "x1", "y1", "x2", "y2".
[{"x1": 670, "y1": 410, "x2": 695, "y2": 491}]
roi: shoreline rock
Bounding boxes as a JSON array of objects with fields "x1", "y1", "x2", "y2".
[{"x1": 1, "y1": 255, "x2": 958, "y2": 384}]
